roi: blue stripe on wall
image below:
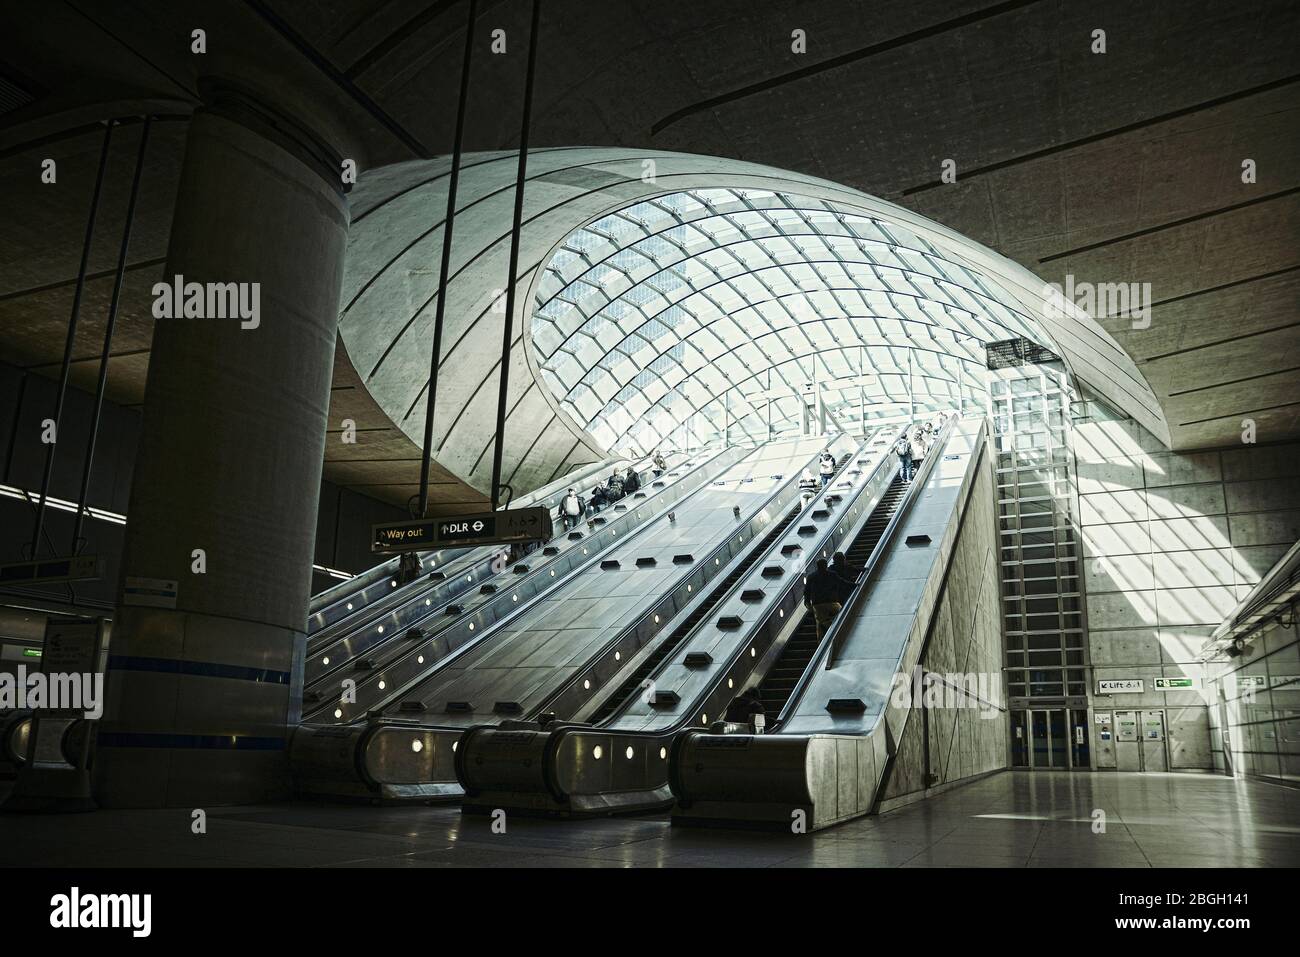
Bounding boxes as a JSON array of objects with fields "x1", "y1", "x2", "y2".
[
  {"x1": 96, "y1": 732, "x2": 287, "y2": 751},
  {"x1": 107, "y1": 655, "x2": 290, "y2": 685}
]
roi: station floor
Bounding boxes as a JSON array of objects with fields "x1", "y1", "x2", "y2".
[{"x1": 1, "y1": 770, "x2": 1297, "y2": 867}]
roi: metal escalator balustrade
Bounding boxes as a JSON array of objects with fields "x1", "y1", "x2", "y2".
[
  {"x1": 289, "y1": 439, "x2": 827, "y2": 801},
  {"x1": 410, "y1": 436, "x2": 852, "y2": 726},
  {"x1": 302, "y1": 447, "x2": 743, "y2": 724},
  {"x1": 666, "y1": 417, "x2": 990, "y2": 831},
  {"x1": 448, "y1": 429, "x2": 909, "y2": 814},
  {"x1": 304, "y1": 452, "x2": 664, "y2": 658},
  {"x1": 304, "y1": 453, "x2": 649, "y2": 636},
  {"x1": 518, "y1": 436, "x2": 858, "y2": 729},
  {"x1": 754, "y1": 476, "x2": 908, "y2": 720},
  {"x1": 302, "y1": 453, "x2": 676, "y2": 691},
  {"x1": 586, "y1": 504, "x2": 804, "y2": 726},
  {"x1": 579, "y1": 445, "x2": 863, "y2": 727}
]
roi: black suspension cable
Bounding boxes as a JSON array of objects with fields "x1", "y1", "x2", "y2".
[
  {"x1": 70, "y1": 116, "x2": 152, "y2": 555},
  {"x1": 29, "y1": 119, "x2": 114, "y2": 559},
  {"x1": 416, "y1": 0, "x2": 480, "y2": 518},
  {"x1": 489, "y1": 0, "x2": 541, "y2": 510}
]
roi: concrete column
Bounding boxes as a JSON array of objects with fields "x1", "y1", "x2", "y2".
[{"x1": 93, "y1": 90, "x2": 348, "y2": 807}]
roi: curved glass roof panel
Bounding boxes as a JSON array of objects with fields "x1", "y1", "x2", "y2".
[{"x1": 530, "y1": 188, "x2": 1049, "y2": 453}]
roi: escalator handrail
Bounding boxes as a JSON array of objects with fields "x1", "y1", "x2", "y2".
[
  {"x1": 592, "y1": 425, "x2": 899, "y2": 733},
  {"x1": 775, "y1": 416, "x2": 961, "y2": 727},
  {"x1": 532, "y1": 436, "x2": 847, "y2": 721},
  {"x1": 361, "y1": 445, "x2": 748, "y2": 718},
  {"x1": 304, "y1": 451, "x2": 673, "y2": 660},
  {"x1": 307, "y1": 454, "x2": 639, "y2": 616}
]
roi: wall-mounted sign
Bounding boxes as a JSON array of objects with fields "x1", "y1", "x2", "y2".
[
  {"x1": 1153, "y1": 677, "x2": 1199, "y2": 690},
  {"x1": 0, "y1": 554, "x2": 101, "y2": 585},
  {"x1": 123, "y1": 576, "x2": 178, "y2": 609},
  {"x1": 1097, "y1": 679, "x2": 1144, "y2": 694},
  {"x1": 1235, "y1": 675, "x2": 1267, "y2": 689},
  {"x1": 1094, "y1": 712, "x2": 1111, "y2": 724},
  {"x1": 372, "y1": 507, "x2": 553, "y2": 554}
]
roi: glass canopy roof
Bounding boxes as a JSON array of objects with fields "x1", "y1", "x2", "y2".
[{"x1": 530, "y1": 187, "x2": 1053, "y2": 455}]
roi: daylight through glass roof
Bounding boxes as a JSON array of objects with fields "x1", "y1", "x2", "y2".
[{"x1": 530, "y1": 187, "x2": 1053, "y2": 455}]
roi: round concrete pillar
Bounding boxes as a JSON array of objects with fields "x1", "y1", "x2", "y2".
[{"x1": 93, "y1": 92, "x2": 348, "y2": 807}]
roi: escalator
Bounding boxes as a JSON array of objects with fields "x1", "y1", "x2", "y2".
[
  {"x1": 587, "y1": 503, "x2": 804, "y2": 726},
  {"x1": 303, "y1": 452, "x2": 670, "y2": 681},
  {"x1": 300, "y1": 446, "x2": 741, "y2": 724},
  {"x1": 289, "y1": 437, "x2": 844, "y2": 800},
  {"x1": 754, "y1": 475, "x2": 908, "y2": 721},
  {"x1": 446, "y1": 430, "x2": 910, "y2": 815},
  {"x1": 669, "y1": 417, "x2": 998, "y2": 831}
]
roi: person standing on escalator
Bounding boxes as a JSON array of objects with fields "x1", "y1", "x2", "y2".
[
  {"x1": 724, "y1": 686, "x2": 766, "y2": 727},
  {"x1": 894, "y1": 432, "x2": 913, "y2": 482},
  {"x1": 396, "y1": 550, "x2": 421, "y2": 586},
  {"x1": 818, "y1": 451, "x2": 836, "y2": 487},
  {"x1": 804, "y1": 558, "x2": 844, "y2": 639},
  {"x1": 830, "y1": 551, "x2": 862, "y2": 604},
  {"x1": 909, "y1": 428, "x2": 928, "y2": 474},
  {"x1": 561, "y1": 488, "x2": 585, "y2": 531}
]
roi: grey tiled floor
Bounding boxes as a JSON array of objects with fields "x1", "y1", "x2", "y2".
[{"x1": 1, "y1": 770, "x2": 1297, "y2": 867}]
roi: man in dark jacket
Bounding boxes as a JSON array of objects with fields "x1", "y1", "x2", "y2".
[
  {"x1": 830, "y1": 551, "x2": 862, "y2": 603},
  {"x1": 804, "y1": 558, "x2": 844, "y2": 638},
  {"x1": 724, "y1": 686, "x2": 766, "y2": 725}
]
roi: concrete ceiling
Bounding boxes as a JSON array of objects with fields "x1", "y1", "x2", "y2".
[{"x1": 0, "y1": 0, "x2": 1295, "y2": 505}]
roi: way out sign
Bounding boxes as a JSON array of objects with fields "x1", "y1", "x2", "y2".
[{"x1": 371, "y1": 507, "x2": 552, "y2": 553}]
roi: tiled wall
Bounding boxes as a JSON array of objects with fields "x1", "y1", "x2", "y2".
[{"x1": 1072, "y1": 388, "x2": 1300, "y2": 770}]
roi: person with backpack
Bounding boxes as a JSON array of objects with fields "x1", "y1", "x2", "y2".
[
  {"x1": 804, "y1": 558, "x2": 845, "y2": 639},
  {"x1": 560, "y1": 488, "x2": 585, "y2": 531},
  {"x1": 652, "y1": 451, "x2": 667, "y2": 476},
  {"x1": 818, "y1": 452, "x2": 836, "y2": 487},
  {"x1": 895, "y1": 431, "x2": 913, "y2": 482},
  {"x1": 606, "y1": 470, "x2": 625, "y2": 501},
  {"x1": 909, "y1": 428, "x2": 928, "y2": 472},
  {"x1": 830, "y1": 551, "x2": 862, "y2": 604}
]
